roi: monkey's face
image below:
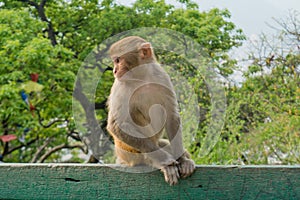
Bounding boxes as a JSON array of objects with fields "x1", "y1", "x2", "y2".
[
  {"x1": 109, "y1": 36, "x2": 154, "y2": 79},
  {"x1": 112, "y1": 56, "x2": 129, "y2": 79},
  {"x1": 111, "y1": 51, "x2": 140, "y2": 79}
]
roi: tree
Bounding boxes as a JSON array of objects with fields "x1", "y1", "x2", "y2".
[
  {"x1": 0, "y1": 9, "x2": 85, "y2": 162},
  {"x1": 196, "y1": 10, "x2": 300, "y2": 165},
  {"x1": 237, "y1": 10, "x2": 300, "y2": 164},
  {"x1": 0, "y1": 0, "x2": 245, "y2": 163}
]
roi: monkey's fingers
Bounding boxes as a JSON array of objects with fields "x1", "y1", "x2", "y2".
[
  {"x1": 161, "y1": 165, "x2": 179, "y2": 186},
  {"x1": 178, "y1": 159, "x2": 195, "y2": 178}
]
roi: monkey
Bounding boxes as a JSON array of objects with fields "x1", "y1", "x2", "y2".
[{"x1": 106, "y1": 36, "x2": 195, "y2": 185}]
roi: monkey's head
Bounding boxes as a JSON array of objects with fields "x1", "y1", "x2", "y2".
[{"x1": 109, "y1": 36, "x2": 156, "y2": 79}]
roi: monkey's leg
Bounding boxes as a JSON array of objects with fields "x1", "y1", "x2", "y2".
[
  {"x1": 165, "y1": 114, "x2": 195, "y2": 178},
  {"x1": 110, "y1": 126, "x2": 180, "y2": 185}
]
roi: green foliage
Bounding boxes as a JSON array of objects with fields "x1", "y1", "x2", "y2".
[
  {"x1": 0, "y1": 8, "x2": 81, "y2": 162},
  {"x1": 196, "y1": 11, "x2": 300, "y2": 164},
  {"x1": 167, "y1": 8, "x2": 245, "y2": 77},
  {"x1": 242, "y1": 114, "x2": 300, "y2": 164},
  {"x1": 3, "y1": 0, "x2": 297, "y2": 166},
  {"x1": 0, "y1": 0, "x2": 248, "y2": 164}
]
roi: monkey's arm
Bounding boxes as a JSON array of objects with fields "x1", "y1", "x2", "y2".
[
  {"x1": 165, "y1": 110, "x2": 195, "y2": 178},
  {"x1": 165, "y1": 110, "x2": 186, "y2": 158}
]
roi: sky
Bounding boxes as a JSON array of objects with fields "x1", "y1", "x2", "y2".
[
  {"x1": 191, "y1": 0, "x2": 299, "y2": 36},
  {"x1": 116, "y1": 0, "x2": 299, "y2": 37}
]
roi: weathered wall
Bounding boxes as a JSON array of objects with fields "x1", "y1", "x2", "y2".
[{"x1": 0, "y1": 164, "x2": 299, "y2": 199}]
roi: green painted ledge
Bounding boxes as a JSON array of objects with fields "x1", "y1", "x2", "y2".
[{"x1": 0, "y1": 164, "x2": 300, "y2": 199}]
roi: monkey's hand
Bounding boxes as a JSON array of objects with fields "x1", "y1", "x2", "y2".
[
  {"x1": 160, "y1": 162, "x2": 179, "y2": 186},
  {"x1": 178, "y1": 157, "x2": 195, "y2": 178}
]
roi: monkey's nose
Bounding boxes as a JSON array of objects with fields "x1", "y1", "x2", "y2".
[{"x1": 113, "y1": 68, "x2": 117, "y2": 74}]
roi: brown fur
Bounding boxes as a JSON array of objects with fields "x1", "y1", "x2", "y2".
[{"x1": 107, "y1": 36, "x2": 195, "y2": 185}]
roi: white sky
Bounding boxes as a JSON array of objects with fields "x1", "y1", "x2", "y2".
[
  {"x1": 116, "y1": 0, "x2": 300, "y2": 36},
  {"x1": 194, "y1": 0, "x2": 299, "y2": 36}
]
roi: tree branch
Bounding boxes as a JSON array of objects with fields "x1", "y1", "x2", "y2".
[
  {"x1": 30, "y1": 137, "x2": 52, "y2": 163},
  {"x1": 73, "y1": 79, "x2": 111, "y2": 159},
  {"x1": 95, "y1": 99, "x2": 107, "y2": 110},
  {"x1": 40, "y1": 0, "x2": 47, "y2": 8},
  {"x1": 36, "y1": 109, "x2": 66, "y2": 128},
  {"x1": 19, "y1": 0, "x2": 57, "y2": 46},
  {"x1": 6, "y1": 137, "x2": 39, "y2": 155},
  {"x1": 38, "y1": 143, "x2": 86, "y2": 163},
  {"x1": 19, "y1": 0, "x2": 38, "y2": 7},
  {"x1": 67, "y1": 131, "x2": 82, "y2": 141},
  {"x1": 1, "y1": 115, "x2": 10, "y2": 156}
]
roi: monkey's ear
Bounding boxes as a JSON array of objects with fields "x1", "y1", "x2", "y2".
[{"x1": 139, "y1": 42, "x2": 152, "y2": 59}]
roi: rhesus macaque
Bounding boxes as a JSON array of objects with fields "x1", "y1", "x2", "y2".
[{"x1": 107, "y1": 36, "x2": 195, "y2": 185}]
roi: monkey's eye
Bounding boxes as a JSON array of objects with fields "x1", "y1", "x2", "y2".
[{"x1": 113, "y1": 57, "x2": 120, "y2": 64}]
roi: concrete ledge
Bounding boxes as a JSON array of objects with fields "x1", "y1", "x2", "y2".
[{"x1": 0, "y1": 164, "x2": 300, "y2": 199}]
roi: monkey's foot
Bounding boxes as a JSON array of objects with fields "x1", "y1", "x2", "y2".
[
  {"x1": 178, "y1": 158, "x2": 195, "y2": 178},
  {"x1": 161, "y1": 164, "x2": 180, "y2": 186}
]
